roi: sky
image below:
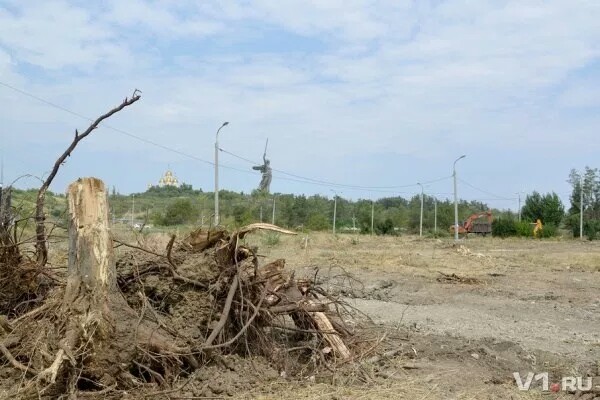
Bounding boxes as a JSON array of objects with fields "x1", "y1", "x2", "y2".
[{"x1": 1, "y1": 0, "x2": 599, "y2": 210}]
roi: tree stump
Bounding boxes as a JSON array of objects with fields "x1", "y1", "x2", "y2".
[
  {"x1": 45, "y1": 177, "x2": 193, "y2": 389},
  {"x1": 0, "y1": 186, "x2": 18, "y2": 265}
]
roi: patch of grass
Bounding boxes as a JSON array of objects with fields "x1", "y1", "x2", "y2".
[{"x1": 262, "y1": 232, "x2": 281, "y2": 247}]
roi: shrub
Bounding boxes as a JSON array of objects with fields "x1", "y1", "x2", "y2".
[
  {"x1": 426, "y1": 230, "x2": 450, "y2": 238},
  {"x1": 306, "y1": 214, "x2": 329, "y2": 231},
  {"x1": 375, "y1": 218, "x2": 397, "y2": 236},
  {"x1": 585, "y1": 220, "x2": 600, "y2": 241},
  {"x1": 262, "y1": 232, "x2": 281, "y2": 247},
  {"x1": 588, "y1": 226, "x2": 597, "y2": 241},
  {"x1": 232, "y1": 205, "x2": 252, "y2": 226},
  {"x1": 568, "y1": 217, "x2": 600, "y2": 240},
  {"x1": 515, "y1": 221, "x2": 533, "y2": 237},
  {"x1": 537, "y1": 224, "x2": 557, "y2": 238},
  {"x1": 492, "y1": 218, "x2": 517, "y2": 238},
  {"x1": 161, "y1": 199, "x2": 195, "y2": 226}
]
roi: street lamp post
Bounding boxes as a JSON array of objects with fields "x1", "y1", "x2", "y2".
[
  {"x1": 417, "y1": 183, "x2": 424, "y2": 238},
  {"x1": 453, "y1": 155, "x2": 466, "y2": 241},
  {"x1": 131, "y1": 194, "x2": 135, "y2": 227},
  {"x1": 214, "y1": 122, "x2": 229, "y2": 226},
  {"x1": 371, "y1": 200, "x2": 375, "y2": 236},
  {"x1": 272, "y1": 195, "x2": 276, "y2": 225},
  {"x1": 331, "y1": 190, "x2": 340, "y2": 235},
  {"x1": 434, "y1": 197, "x2": 437, "y2": 233},
  {"x1": 580, "y1": 175, "x2": 584, "y2": 241}
]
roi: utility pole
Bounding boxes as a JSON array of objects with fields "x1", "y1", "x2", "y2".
[
  {"x1": 453, "y1": 155, "x2": 466, "y2": 241},
  {"x1": 131, "y1": 194, "x2": 135, "y2": 227},
  {"x1": 214, "y1": 121, "x2": 229, "y2": 226},
  {"x1": 352, "y1": 214, "x2": 357, "y2": 230},
  {"x1": 331, "y1": 190, "x2": 339, "y2": 235},
  {"x1": 332, "y1": 195, "x2": 337, "y2": 235},
  {"x1": 580, "y1": 175, "x2": 584, "y2": 240},
  {"x1": 272, "y1": 196, "x2": 276, "y2": 225},
  {"x1": 434, "y1": 197, "x2": 437, "y2": 233},
  {"x1": 516, "y1": 193, "x2": 522, "y2": 222},
  {"x1": 260, "y1": 205, "x2": 263, "y2": 222},
  {"x1": 371, "y1": 200, "x2": 375, "y2": 236},
  {"x1": 417, "y1": 183, "x2": 424, "y2": 238}
]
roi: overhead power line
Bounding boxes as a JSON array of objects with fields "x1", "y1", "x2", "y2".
[
  {"x1": 0, "y1": 80, "x2": 263, "y2": 175},
  {"x1": 458, "y1": 178, "x2": 517, "y2": 201},
  {"x1": 220, "y1": 147, "x2": 452, "y2": 190},
  {"x1": 1, "y1": 80, "x2": 523, "y2": 202},
  {"x1": 0, "y1": 80, "x2": 453, "y2": 193}
]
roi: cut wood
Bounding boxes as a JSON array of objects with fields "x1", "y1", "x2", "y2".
[
  {"x1": 184, "y1": 228, "x2": 227, "y2": 252},
  {"x1": 309, "y1": 310, "x2": 351, "y2": 360}
]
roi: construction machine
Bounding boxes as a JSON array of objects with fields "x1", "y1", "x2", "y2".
[{"x1": 449, "y1": 211, "x2": 493, "y2": 236}]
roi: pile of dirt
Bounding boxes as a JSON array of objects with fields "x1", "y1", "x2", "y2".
[
  {"x1": 436, "y1": 271, "x2": 483, "y2": 285},
  {"x1": 338, "y1": 279, "x2": 397, "y2": 301}
]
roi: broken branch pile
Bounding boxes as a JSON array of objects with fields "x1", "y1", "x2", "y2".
[{"x1": 0, "y1": 178, "x2": 359, "y2": 398}]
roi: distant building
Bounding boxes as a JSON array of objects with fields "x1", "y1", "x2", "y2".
[{"x1": 149, "y1": 169, "x2": 181, "y2": 188}]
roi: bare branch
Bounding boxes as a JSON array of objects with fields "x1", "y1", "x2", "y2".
[{"x1": 35, "y1": 92, "x2": 141, "y2": 266}]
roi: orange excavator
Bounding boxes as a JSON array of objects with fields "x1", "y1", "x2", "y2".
[{"x1": 449, "y1": 211, "x2": 493, "y2": 236}]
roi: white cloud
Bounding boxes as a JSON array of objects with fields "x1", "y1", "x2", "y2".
[
  {"x1": 0, "y1": 0, "x2": 599, "y2": 202},
  {"x1": 0, "y1": 1, "x2": 131, "y2": 70},
  {"x1": 214, "y1": 0, "x2": 411, "y2": 42},
  {"x1": 106, "y1": 0, "x2": 224, "y2": 39}
]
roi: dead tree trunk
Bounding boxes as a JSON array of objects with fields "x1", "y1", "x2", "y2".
[
  {"x1": 0, "y1": 186, "x2": 23, "y2": 313},
  {"x1": 0, "y1": 186, "x2": 18, "y2": 265},
  {"x1": 64, "y1": 178, "x2": 117, "y2": 302},
  {"x1": 41, "y1": 177, "x2": 193, "y2": 389}
]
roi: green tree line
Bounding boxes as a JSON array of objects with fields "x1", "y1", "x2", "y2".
[
  {"x1": 104, "y1": 185, "x2": 514, "y2": 234},
  {"x1": 566, "y1": 167, "x2": 600, "y2": 239},
  {"x1": 9, "y1": 164, "x2": 598, "y2": 239}
]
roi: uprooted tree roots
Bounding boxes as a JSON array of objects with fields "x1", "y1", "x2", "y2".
[{"x1": 0, "y1": 177, "x2": 368, "y2": 398}]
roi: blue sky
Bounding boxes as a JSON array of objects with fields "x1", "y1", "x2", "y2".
[{"x1": 1, "y1": 0, "x2": 599, "y2": 210}]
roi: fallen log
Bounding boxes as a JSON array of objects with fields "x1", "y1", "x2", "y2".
[{"x1": 306, "y1": 301, "x2": 351, "y2": 361}]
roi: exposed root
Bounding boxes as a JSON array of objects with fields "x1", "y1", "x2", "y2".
[
  {"x1": 1, "y1": 221, "x2": 373, "y2": 397},
  {"x1": 204, "y1": 275, "x2": 239, "y2": 348},
  {"x1": 0, "y1": 342, "x2": 36, "y2": 375},
  {"x1": 38, "y1": 348, "x2": 66, "y2": 384}
]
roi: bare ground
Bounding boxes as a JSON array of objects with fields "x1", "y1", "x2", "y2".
[
  {"x1": 249, "y1": 233, "x2": 600, "y2": 399},
  {"x1": 2, "y1": 232, "x2": 598, "y2": 399}
]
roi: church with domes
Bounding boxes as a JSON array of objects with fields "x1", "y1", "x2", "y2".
[
  {"x1": 159, "y1": 169, "x2": 180, "y2": 187},
  {"x1": 148, "y1": 169, "x2": 181, "y2": 189}
]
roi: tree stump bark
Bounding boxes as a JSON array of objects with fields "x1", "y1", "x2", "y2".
[
  {"x1": 0, "y1": 186, "x2": 18, "y2": 265},
  {"x1": 48, "y1": 177, "x2": 192, "y2": 389},
  {"x1": 65, "y1": 178, "x2": 116, "y2": 300}
]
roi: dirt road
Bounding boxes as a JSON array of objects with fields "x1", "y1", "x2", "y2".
[
  {"x1": 257, "y1": 234, "x2": 600, "y2": 398},
  {"x1": 350, "y1": 268, "x2": 599, "y2": 359}
]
